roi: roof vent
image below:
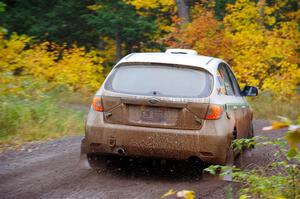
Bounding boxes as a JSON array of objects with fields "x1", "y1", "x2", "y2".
[{"x1": 165, "y1": 49, "x2": 198, "y2": 55}]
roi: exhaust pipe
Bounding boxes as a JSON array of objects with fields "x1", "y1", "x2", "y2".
[{"x1": 116, "y1": 148, "x2": 125, "y2": 155}]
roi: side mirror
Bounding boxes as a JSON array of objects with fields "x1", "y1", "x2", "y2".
[{"x1": 241, "y1": 86, "x2": 258, "y2": 96}]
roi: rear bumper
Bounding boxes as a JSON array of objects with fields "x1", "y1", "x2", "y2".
[{"x1": 83, "y1": 110, "x2": 232, "y2": 164}]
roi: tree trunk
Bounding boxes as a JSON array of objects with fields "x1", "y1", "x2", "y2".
[
  {"x1": 176, "y1": 0, "x2": 190, "y2": 24},
  {"x1": 115, "y1": 30, "x2": 122, "y2": 62},
  {"x1": 97, "y1": 40, "x2": 104, "y2": 50},
  {"x1": 257, "y1": 0, "x2": 266, "y2": 28}
]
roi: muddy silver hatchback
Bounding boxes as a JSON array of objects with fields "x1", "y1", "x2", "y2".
[{"x1": 81, "y1": 49, "x2": 258, "y2": 165}]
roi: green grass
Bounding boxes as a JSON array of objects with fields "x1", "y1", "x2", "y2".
[
  {"x1": 1, "y1": 75, "x2": 299, "y2": 150},
  {"x1": 0, "y1": 88, "x2": 88, "y2": 150},
  {"x1": 248, "y1": 93, "x2": 300, "y2": 121}
]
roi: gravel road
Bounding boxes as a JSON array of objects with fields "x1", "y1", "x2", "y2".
[{"x1": 0, "y1": 120, "x2": 285, "y2": 199}]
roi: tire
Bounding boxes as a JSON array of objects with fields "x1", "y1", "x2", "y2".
[
  {"x1": 187, "y1": 156, "x2": 204, "y2": 176},
  {"x1": 86, "y1": 153, "x2": 107, "y2": 170}
]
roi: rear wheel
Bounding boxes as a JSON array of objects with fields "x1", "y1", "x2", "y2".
[
  {"x1": 87, "y1": 153, "x2": 107, "y2": 170},
  {"x1": 187, "y1": 156, "x2": 205, "y2": 175}
]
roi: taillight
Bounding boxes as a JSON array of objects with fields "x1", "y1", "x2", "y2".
[
  {"x1": 92, "y1": 96, "x2": 104, "y2": 112},
  {"x1": 205, "y1": 105, "x2": 223, "y2": 120}
]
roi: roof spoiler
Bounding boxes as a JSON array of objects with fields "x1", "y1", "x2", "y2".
[{"x1": 165, "y1": 49, "x2": 198, "y2": 55}]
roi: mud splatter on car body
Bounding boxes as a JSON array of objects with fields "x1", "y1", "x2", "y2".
[{"x1": 82, "y1": 49, "x2": 258, "y2": 165}]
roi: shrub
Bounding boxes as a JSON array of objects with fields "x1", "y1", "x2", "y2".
[
  {"x1": 205, "y1": 117, "x2": 300, "y2": 199},
  {"x1": 0, "y1": 32, "x2": 105, "y2": 93},
  {"x1": 0, "y1": 75, "x2": 87, "y2": 149}
]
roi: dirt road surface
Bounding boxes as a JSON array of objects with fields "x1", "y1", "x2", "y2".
[{"x1": 0, "y1": 120, "x2": 285, "y2": 199}]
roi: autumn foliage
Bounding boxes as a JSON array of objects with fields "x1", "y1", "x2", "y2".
[
  {"x1": 167, "y1": 0, "x2": 300, "y2": 98},
  {"x1": 0, "y1": 32, "x2": 104, "y2": 94},
  {"x1": 166, "y1": 6, "x2": 229, "y2": 58},
  {"x1": 0, "y1": 0, "x2": 299, "y2": 98}
]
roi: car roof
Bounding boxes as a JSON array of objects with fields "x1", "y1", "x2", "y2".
[{"x1": 116, "y1": 51, "x2": 220, "y2": 74}]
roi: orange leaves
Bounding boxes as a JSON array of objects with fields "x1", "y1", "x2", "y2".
[
  {"x1": 166, "y1": 0, "x2": 299, "y2": 97},
  {"x1": 166, "y1": 6, "x2": 230, "y2": 58}
]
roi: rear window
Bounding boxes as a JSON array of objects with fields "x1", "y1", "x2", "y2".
[{"x1": 105, "y1": 64, "x2": 213, "y2": 98}]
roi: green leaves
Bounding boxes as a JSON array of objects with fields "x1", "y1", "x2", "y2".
[
  {"x1": 231, "y1": 137, "x2": 256, "y2": 153},
  {"x1": 0, "y1": 2, "x2": 5, "y2": 13},
  {"x1": 0, "y1": 0, "x2": 97, "y2": 46},
  {"x1": 85, "y1": 0, "x2": 156, "y2": 43},
  {"x1": 204, "y1": 165, "x2": 223, "y2": 175},
  {"x1": 205, "y1": 117, "x2": 300, "y2": 198}
]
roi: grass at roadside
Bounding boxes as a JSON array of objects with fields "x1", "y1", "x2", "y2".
[
  {"x1": 0, "y1": 95, "x2": 87, "y2": 150},
  {"x1": 248, "y1": 93, "x2": 300, "y2": 121},
  {"x1": 0, "y1": 76, "x2": 91, "y2": 150},
  {"x1": 1, "y1": 76, "x2": 299, "y2": 151}
]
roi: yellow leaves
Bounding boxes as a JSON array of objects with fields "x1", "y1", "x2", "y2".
[
  {"x1": 262, "y1": 116, "x2": 291, "y2": 131},
  {"x1": 264, "y1": 6, "x2": 274, "y2": 15},
  {"x1": 124, "y1": 0, "x2": 176, "y2": 35},
  {"x1": 54, "y1": 46, "x2": 104, "y2": 91},
  {"x1": 265, "y1": 16, "x2": 276, "y2": 26},
  {"x1": 161, "y1": 189, "x2": 176, "y2": 198},
  {"x1": 0, "y1": 33, "x2": 31, "y2": 72},
  {"x1": 239, "y1": 194, "x2": 249, "y2": 199},
  {"x1": 125, "y1": 0, "x2": 175, "y2": 11},
  {"x1": 272, "y1": 121, "x2": 290, "y2": 130},
  {"x1": 87, "y1": 4, "x2": 102, "y2": 11},
  {"x1": 224, "y1": 0, "x2": 260, "y2": 32},
  {"x1": 285, "y1": 129, "x2": 300, "y2": 150},
  {"x1": 273, "y1": 197, "x2": 286, "y2": 199},
  {"x1": 176, "y1": 190, "x2": 195, "y2": 199},
  {"x1": 221, "y1": 0, "x2": 300, "y2": 97},
  {"x1": 161, "y1": 189, "x2": 195, "y2": 199},
  {"x1": 168, "y1": 1, "x2": 299, "y2": 97},
  {"x1": 262, "y1": 122, "x2": 289, "y2": 131},
  {"x1": 172, "y1": 0, "x2": 299, "y2": 96},
  {"x1": 0, "y1": 33, "x2": 105, "y2": 93},
  {"x1": 262, "y1": 116, "x2": 300, "y2": 154}
]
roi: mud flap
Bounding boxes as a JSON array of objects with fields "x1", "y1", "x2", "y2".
[
  {"x1": 222, "y1": 147, "x2": 234, "y2": 182},
  {"x1": 78, "y1": 138, "x2": 92, "y2": 169},
  {"x1": 222, "y1": 145, "x2": 252, "y2": 182}
]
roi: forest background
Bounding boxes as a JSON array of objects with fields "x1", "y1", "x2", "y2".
[{"x1": 0, "y1": 0, "x2": 299, "y2": 148}]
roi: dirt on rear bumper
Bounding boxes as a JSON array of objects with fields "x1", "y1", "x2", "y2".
[{"x1": 83, "y1": 115, "x2": 231, "y2": 164}]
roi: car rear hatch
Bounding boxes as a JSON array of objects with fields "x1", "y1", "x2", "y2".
[
  {"x1": 101, "y1": 63, "x2": 213, "y2": 130},
  {"x1": 102, "y1": 95, "x2": 209, "y2": 130}
]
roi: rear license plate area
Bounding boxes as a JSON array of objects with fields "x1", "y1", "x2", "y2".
[
  {"x1": 127, "y1": 105, "x2": 179, "y2": 127},
  {"x1": 140, "y1": 107, "x2": 165, "y2": 123}
]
